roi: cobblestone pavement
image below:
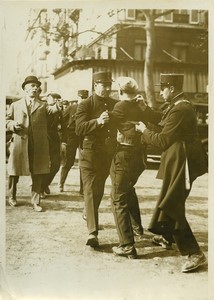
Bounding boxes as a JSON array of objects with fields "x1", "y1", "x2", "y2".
[{"x1": 3, "y1": 165, "x2": 210, "y2": 300}]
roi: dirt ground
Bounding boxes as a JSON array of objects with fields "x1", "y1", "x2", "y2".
[{"x1": 3, "y1": 165, "x2": 210, "y2": 300}]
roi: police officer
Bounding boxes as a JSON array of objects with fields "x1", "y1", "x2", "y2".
[
  {"x1": 136, "y1": 73, "x2": 207, "y2": 271},
  {"x1": 59, "y1": 90, "x2": 89, "y2": 192},
  {"x1": 75, "y1": 72, "x2": 118, "y2": 247}
]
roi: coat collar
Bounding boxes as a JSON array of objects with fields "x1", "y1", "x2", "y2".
[{"x1": 23, "y1": 96, "x2": 41, "y2": 114}]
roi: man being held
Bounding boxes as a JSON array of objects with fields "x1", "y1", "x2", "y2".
[{"x1": 110, "y1": 76, "x2": 162, "y2": 258}]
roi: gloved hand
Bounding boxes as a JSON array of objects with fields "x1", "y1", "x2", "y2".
[{"x1": 97, "y1": 111, "x2": 109, "y2": 125}]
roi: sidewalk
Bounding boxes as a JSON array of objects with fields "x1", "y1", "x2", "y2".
[{"x1": 5, "y1": 166, "x2": 209, "y2": 300}]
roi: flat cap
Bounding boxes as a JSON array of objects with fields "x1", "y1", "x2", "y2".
[
  {"x1": 62, "y1": 100, "x2": 69, "y2": 105},
  {"x1": 78, "y1": 90, "x2": 89, "y2": 98},
  {"x1": 117, "y1": 76, "x2": 139, "y2": 94},
  {"x1": 46, "y1": 92, "x2": 61, "y2": 99}
]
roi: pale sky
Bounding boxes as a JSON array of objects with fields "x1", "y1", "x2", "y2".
[{"x1": 1, "y1": 4, "x2": 30, "y2": 94}]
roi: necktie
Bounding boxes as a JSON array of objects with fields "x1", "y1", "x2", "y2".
[{"x1": 28, "y1": 100, "x2": 33, "y2": 113}]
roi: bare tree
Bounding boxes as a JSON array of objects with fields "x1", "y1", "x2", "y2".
[{"x1": 139, "y1": 10, "x2": 175, "y2": 107}]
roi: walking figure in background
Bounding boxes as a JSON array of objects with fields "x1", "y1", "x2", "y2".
[
  {"x1": 136, "y1": 73, "x2": 208, "y2": 272},
  {"x1": 6, "y1": 76, "x2": 61, "y2": 212},
  {"x1": 59, "y1": 90, "x2": 89, "y2": 193},
  {"x1": 75, "y1": 72, "x2": 118, "y2": 248},
  {"x1": 40, "y1": 92, "x2": 63, "y2": 199}
]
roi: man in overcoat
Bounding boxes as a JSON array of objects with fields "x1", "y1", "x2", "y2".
[
  {"x1": 75, "y1": 72, "x2": 118, "y2": 247},
  {"x1": 6, "y1": 75, "x2": 60, "y2": 212},
  {"x1": 136, "y1": 73, "x2": 207, "y2": 272}
]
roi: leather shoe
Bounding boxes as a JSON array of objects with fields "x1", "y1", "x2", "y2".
[
  {"x1": 8, "y1": 198, "x2": 17, "y2": 207},
  {"x1": 181, "y1": 251, "x2": 206, "y2": 273},
  {"x1": 152, "y1": 235, "x2": 172, "y2": 250},
  {"x1": 86, "y1": 234, "x2": 99, "y2": 248},
  {"x1": 33, "y1": 204, "x2": 43, "y2": 212},
  {"x1": 40, "y1": 193, "x2": 46, "y2": 199},
  {"x1": 44, "y1": 186, "x2": 50, "y2": 194},
  {"x1": 59, "y1": 185, "x2": 64, "y2": 192},
  {"x1": 133, "y1": 226, "x2": 143, "y2": 237},
  {"x1": 112, "y1": 244, "x2": 137, "y2": 259}
]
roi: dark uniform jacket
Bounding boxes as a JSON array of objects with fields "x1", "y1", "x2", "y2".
[
  {"x1": 61, "y1": 102, "x2": 79, "y2": 144},
  {"x1": 75, "y1": 93, "x2": 118, "y2": 155},
  {"x1": 141, "y1": 93, "x2": 208, "y2": 229},
  {"x1": 47, "y1": 105, "x2": 62, "y2": 149}
]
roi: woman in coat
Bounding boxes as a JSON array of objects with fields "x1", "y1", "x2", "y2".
[{"x1": 136, "y1": 73, "x2": 207, "y2": 272}]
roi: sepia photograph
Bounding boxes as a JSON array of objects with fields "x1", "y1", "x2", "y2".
[{"x1": 0, "y1": 0, "x2": 212, "y2": 299}]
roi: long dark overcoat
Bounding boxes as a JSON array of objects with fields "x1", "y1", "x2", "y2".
[
  {"x1": 141, "y1": 93, "x2": 208, "y2": 232},
  {"x1": 6, "y1": 97, "x2": 58, "y2": 176}
]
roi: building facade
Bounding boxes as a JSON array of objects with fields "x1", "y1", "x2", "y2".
[{"x1": 17, "y1": 8, "x2": 208, "y2": 103}]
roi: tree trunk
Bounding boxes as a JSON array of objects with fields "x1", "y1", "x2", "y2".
[{"x1": 143, "y1": 11, "x2": 157, "y2": 108}]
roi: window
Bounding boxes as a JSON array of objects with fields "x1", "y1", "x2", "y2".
[
  {"x1": 134, "y1": 40, "x2": 146, "y2": 60},
  {"x1": 108, "y1": 47, "x2": 112, "y2": 59},
  {"x1": 171, "y1": 44, "x2": 188, "y2": 62},
  {"x1": 173, "y1": 10, "x2": 189, "y2": 23},
  {"x1": 155, "y1": 9, "x2": 173, "y2": 22},
  {"x1": 155, "y1": 9, "x2": 164, "y2": 22},
  {"x1": 164, "y1": 10, "x2": 173, "y2": 22},
  {"x1": 190, "y1": 10, "x2": 199, "y2": 24},
  {"x1": 126, "y1": 9, "x2": 136, "y2": 20},
  {"x1": 97, "y1": 48, "x2": 101, "y2": 59}
]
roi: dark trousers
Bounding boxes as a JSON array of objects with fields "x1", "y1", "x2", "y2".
[
  {"x1": 80, "y1": 147, "x2": 113, "y2": 235},
  {"x1": 161, "y1": 218, "x2": 200, "y2": 256},
  {"x1": 9, "y1": 174, "x2": 45, "y2": 205},
  {"x1": 110, "y1": 145, "x2": 145, "y2": 246},
  {"x1": 150, "y1": 180, "x2": 201, "y2": 256},
  {"x1": 8, "y1": 176, "x2": 19, "y2": 200},
  {"x1": 59, "y1": 140, "x2": 79, "y2": 187},
  {"x1": 41, "y1": 144, "x2": 60, "y2": 192}
]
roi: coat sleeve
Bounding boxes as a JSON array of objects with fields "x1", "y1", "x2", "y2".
[
  {"x1": 142, "y1": 106, "x2": 163, "y2": 125},
  {"x1": 75, "y1": 100, "x2": 101, "y2": 136},
  {"x1": 46, "y1": 103, "x2": 61, "y2": 115},
  {"x1": 141, "y1": 106, "x2": 186, "y2": 151}
]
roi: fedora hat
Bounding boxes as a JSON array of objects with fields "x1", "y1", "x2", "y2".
[{"x1": 22, "y1": 75, "x2": 41, "y2": 90}]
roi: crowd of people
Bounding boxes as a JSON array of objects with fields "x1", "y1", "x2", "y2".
[{"x1": 6, "y1": 72, "x2": 208, "y2": 273}]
